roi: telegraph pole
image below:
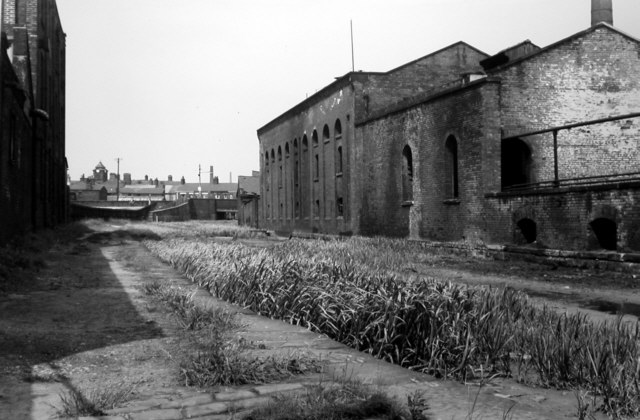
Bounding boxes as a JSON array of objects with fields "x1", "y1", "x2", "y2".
[
  {"x1": 198, "y1": 164, "x2": 202, "y2": 197},
  {"x1": 115, "y1": 157, "x2": 122, "y2": 201}
]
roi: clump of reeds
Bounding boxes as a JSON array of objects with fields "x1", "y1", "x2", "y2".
[{"x1": 144, "y1": 237, "x2": 640, "y2": 417}]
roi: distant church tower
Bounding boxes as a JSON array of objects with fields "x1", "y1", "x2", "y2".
[{"x1": 93, "y1": 162, "x2": 108, "y2": 182}]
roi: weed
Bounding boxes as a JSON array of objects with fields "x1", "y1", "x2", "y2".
[
  {"x1": 246, "y1": 379, "x2": 408, "y2": 420},
  {"x1": 56, "y1": 383, "x2": 134, "y2": 417}
]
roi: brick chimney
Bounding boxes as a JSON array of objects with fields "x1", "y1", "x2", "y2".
[
  {"x1": 209, "y1": 166, "x2": 214, "y2": 184},
  {"x1": 592, "y1": 0, "x2": 613, "y2": 26}
]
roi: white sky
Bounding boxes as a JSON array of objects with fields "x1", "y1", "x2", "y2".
[{"x1": 56, "y1": 0, "x2": 640, "y2": 182}]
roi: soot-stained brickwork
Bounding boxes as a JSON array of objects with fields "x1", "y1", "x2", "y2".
[
  {"x1": 0, "y1": 0, "x2": 66, "y2": 244},
  {"x1": 258, "y1": 19, "x2": 640, "y2": 252}
]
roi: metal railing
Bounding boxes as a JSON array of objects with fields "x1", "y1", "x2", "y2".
[{"x1": 503, "y1": 171, "x2": 640, "y2": 193}]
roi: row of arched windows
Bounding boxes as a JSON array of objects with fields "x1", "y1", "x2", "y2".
[
  {"x1": 263, "y1": 118, "x2": 346, "y2": 223},
  {"x1": 400, "y1": 135, "x2": 461, "y2": 203},
  {"x1": 400, "y1": 135, "x2": 536, "y2": 204}
]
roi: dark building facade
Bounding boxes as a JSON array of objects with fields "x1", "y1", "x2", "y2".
[
  {"x1": 258, "y1": 2, "x2": 640, "y2": 252},
  {"x1": 0, "y1": 0, "x2": 66, "y2": 244}
]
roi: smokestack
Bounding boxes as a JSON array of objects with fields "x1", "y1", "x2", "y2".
[
  {"x1": 209, "y1": 166, "x2": 214, "y2": 184},
  {"x1": 591, "y1": 0, "x2": 613, "y2": 26}
]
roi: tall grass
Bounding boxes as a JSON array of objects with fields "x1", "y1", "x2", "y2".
[{"x1": 144, "y1": 237, "x2": 640, "y2": 417}]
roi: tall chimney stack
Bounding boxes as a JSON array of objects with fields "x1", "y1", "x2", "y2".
[
  {"x1": 209, "y1": 166, "x2": 214, "y2": 184},
  {"x1": 591, "y1": 0, "x2": 613, "y2": 26}
]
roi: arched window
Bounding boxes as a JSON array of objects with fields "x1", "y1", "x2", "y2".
[
  {"x1": 445, "y1": 136, "x2": 459, "y2": 198},
  {"x1": 334, "y1": 119, "x2": 342, "y2": 139},
  {"x1": 517, "y1": 218, "x2": 537, "y2": 244},
  {"x1": 312, "y1": 130, "x2": 319, "y2": 147},
  {"x1": 285, "y1": 143, "x2": 290, "y2": 158},
  {"x1": 590, "y1": 218, "x2": 617, "y2": 250},
  {"x1": 314, "y1": 154, "x2": 319, "y2": 180},
  {"x1": 502, "y1": 138, "x2": 532, "y2": 189},
  {"x1": 323, "y1": 125, "x2": 330, "y2": 143},
  {"x1": 402, "y1": 145, "x2": 413, "y2": 202},
  {"x1": 270, "y1": 149, "x2": 275, "y2": 163},
  {"x1": 293, "y1": 139, "x2": 299, "y2": 188},
  {"x1": 264, "y1": 152, "x2": 270, "y2": 191},
  {"x1": 277, "y1": 147, "x2": 282, "y2": 188},
  {"x1": 302, "y1": 135, "x2": 308, "y2": 152}
]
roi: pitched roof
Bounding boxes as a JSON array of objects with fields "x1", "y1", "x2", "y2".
[
  {"x1": 485, "y1": 23, "x2": 640, "y2": 72},
  {"x1": 121, "y1": 185, "x2": 165, "y2": 194},
  {"x1": 168, "y1": 183, "x2": 238, "y2": 193},
  {"x1": 238, "y1": 175, "x2": 260, "y2": 195}
]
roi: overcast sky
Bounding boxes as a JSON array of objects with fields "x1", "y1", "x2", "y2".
[{"x1": 56, "y1": 0, "x2": 640, "y2": 183}]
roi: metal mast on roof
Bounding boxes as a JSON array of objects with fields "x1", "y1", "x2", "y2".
[{"x1": 350, "y1": 20, "x2": 355, "y2": 72}]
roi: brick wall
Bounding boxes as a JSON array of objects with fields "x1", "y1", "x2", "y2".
[
  {"x1": 487, "y1": 185, "x2": 640, "y2": 251},
  {"x1": 0, "y1": 39, "x2": 35, "y2": 244},
  {"x1": 358, "y1": 80, "x2": 502, "y2": 241},
  {"x1": 359, "y1": 43, "x2": 488, "y2": 120},
  {"x1": 258, "y1": 86, "x2": 356, "y2": 235},
  {"x1": 496, "y1": 26, "x2": 640, "y2": 183}
]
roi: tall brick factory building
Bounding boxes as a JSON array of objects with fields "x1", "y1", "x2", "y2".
[
  {"x1": 257, "y1": 1, "x2": 640, "y2": 252},
  {"x1": 0, "y1": 0, "x2": 66, "y2": 244}
]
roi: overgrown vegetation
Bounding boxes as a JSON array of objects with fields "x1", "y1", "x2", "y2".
[
  {"x1": 56, "y1": 383, "x2": 134, "y2": 418},
  {"x1": 142, "y1": 281, "x2": 321, "y2": 387},
  {"x1": 246, "y1": 378, "x2": 414, "y2": 420},
  {"x1": 144, "y1": 236, "x2": 640, "y2": 418}
]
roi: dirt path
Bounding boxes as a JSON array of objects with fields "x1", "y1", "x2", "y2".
[{"x1": 0, "y1": 231, "x2": 188, "y2": 418}]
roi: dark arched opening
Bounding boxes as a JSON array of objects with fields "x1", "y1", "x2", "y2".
[
  {"x1": 590, "y1": 218, "x2": 617, "y2": 251},
  {"x1": 501, "y1": 138, "x2": 532, "y2": 189},
  {"x1": 445, "y1": 136, "x2": 459, "y2": 198},
  {"x1": 402, "y1": 145, "x2": 413, "y2": 202},
  {"x1": 517, "y1": 218, "x2": 537, "y2": 244}
]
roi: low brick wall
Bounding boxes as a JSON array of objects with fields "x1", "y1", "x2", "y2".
[
  {"x1": 71, "y1": 203, "x2": 153, "y2": 220},
  {"x1": 412, "y1": 240, "x2": 640, "y2": 273},
  {"x1": 149, "y1": 202, "x2": 190, "y2": 222}
]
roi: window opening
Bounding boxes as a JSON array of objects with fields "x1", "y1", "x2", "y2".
[
  {"x1": 590, "y1": 218, "x2": 617, "y2": 251},
  {"x1": 501, "y1": 138, "x2": 532, "y2": 189},
  {"x1": 402, "y1": 145, "x2": 413, "y2": 202},
  {"x1": 517, "y1": 218, "x2": 537, "y2": 244},
  {"x1": 445, "y1": 136, "x2": 459, "y2": 198},
  {"x1": 323, "y1": 125, "x2": 330, "y2": 143}
]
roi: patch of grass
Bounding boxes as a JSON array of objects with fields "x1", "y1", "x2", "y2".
[
  {"x1": 142, "y1": 281, "x2": 321, "y2": 387},
  {"x1": 142, "y1": 281, "x2": 241, "y2": 331},
  {"x1": 182, "y1": 345, "x2": 320, "y2": 388},
  {"x1": 246, "y1": 379, "x2": 410, "y2": 420},
  {"x1": 56, "y1": 383, "x2": 134, "y2": 417}
]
